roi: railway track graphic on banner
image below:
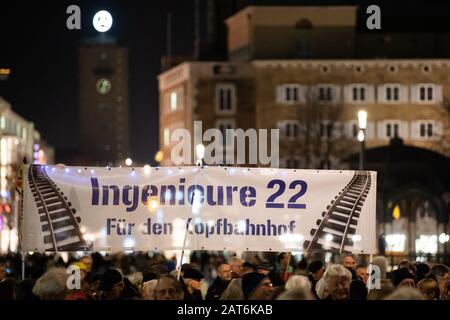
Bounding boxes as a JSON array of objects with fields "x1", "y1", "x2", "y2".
[
  {"x1": 28, "y1": 164, "x2": 91, "y2": 251},
  {"x1": 303, "y1": 171, "x2": 372, "y2": 254}
]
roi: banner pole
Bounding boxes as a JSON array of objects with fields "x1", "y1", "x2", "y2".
[
  {"x1": 21, "y1": 252, "x2": 25, "y2": 280},
  {"x1": 177, "y1": 161, "x2": 203, "y2": 281},
  {"x1": 177, "y1": 218, "x2": 191, "y2": 281},
  {"x1": 367, "y1": 253, "x2": 374, "y2": 293}
]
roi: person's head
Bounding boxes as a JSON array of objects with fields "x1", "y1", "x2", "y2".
[
  {"x1": 414, "y1": 262, "x2": 431, "y2": 282},
  {"x1": 367, "y1": 278, "x2": 395, "y2": 300},
  {"x1": 154, "y1": 275, "x2": 183, "y2": 300},
  {"x1": 79, "y1": 256, "x2": 93, "y2": 273},
  {"x1": 417, "y1": 278, "x2": 440, "y2": 300},
  {"x1": 0, "y1": 263, "x2": 6, "y2": 281},
  {"x1": 315, "y1": 277, "x2": 329, "y2": 300},
  {"x1": 372, "y1": 256, "x2": 388, "y2": 279},
  {"x1": 356, "y1": 265, "x2": 369, "y2": 284},
  {"x1": 32, "y1": 268, "x2": 69, "y2": 300},
  {"x1": 127, "y1": 272, "x2": 143, "y2": 290},
  {"x1": 307, "y1": 260, "x2": 324, "y2": 280},
  {"x1": 229, "y1": 257, "x2": 244, "y2": 278},
  {"x1": 398, "y1": 260, "x2": 417, "y2": 276},
  {"x1": 384, "y1": 287, "x2": 424, "y2": 300},
  {"x1": 242, "y1": 272, "x2": 274, "y2": 300},
  {"x1": 141, "y1": 279, "x2": 158, "y2": 300},
  {"x1": 99, "y1": 269, "x2": 124, "y2": 300},
  {"x1": 339, "y1": 253, "x2": 357, "y2": 270},
  {"x1": 429, "y1": 264, "x2": 449, "y2": 298},
  {"x1": 392, "y1": 267, "x2": 416, "y2": 288},
  {"x1": 217, "y1": 264, "x2": 232, "y2": 281},
  {"x1": 183, "y1": 268, "x2": 204, "y2": 292},
  {"x1": 323, "y1": 264, "x2": 352, "y2": 300},
  {"x1": 285, "y1": 275, "x2": 312, "y2": 292}
]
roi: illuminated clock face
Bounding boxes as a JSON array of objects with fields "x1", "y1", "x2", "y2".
[
  {"x1": 93, "y1": 10, "x2": 113, "y2": 32},
  {"x1": 96, "y1": 78, "x2": 112, "y2": 95}
]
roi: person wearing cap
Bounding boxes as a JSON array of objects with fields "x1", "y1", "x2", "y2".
[
  {"x1": 99, "y1": 269, "x2": 125, "y2": 300},
  {"x1": 182, "y1": 268, "x2": 204, "y2": 300},
  {"x1": 242, "y1": 271, "x2": 274, "y2": 300},
  {"x1": 307, "y1": 260, "x2": 324, "y2": 298},
  {"x1": 206, "y1": 263, "x2": 232, "y2": 300}
]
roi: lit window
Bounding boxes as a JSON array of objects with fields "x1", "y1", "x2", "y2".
[
  {"x1": 385, "y1": 234, "x2": 406, "y2": 253},
  {"x1": 163, "y1": 128, "x2": 170, "y2": 146},
  {"x1": 170, "y1": 92, "x2": 177, "y2": 111},
  {"x1": 415, "y1": 235, "x2": 437, "y2": 254}
]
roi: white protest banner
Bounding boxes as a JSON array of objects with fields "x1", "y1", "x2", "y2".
[{"x1": 22, "y1": 164, "x2": 377, "y2": 253}]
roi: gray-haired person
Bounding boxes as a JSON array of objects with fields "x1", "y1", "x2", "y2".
[{"x1": 322, "y1": 264, "x2": 352, "y2": 300}]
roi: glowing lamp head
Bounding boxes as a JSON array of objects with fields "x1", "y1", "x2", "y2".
[
  {"x1": 125, "y1": 158, "x2": 133, "y2": 166},
  {"x1": 358, "y1": 110, "x2": 367, "y2": 129},
  {"x1": 196, "y1": 144, "x2": 205, "y2": 160},
  {"x1": 357, "y1": 129, "x2": 365, "y2": 142},
  {"x1": 93, "y1": 10, "x2": 113, "y2": 32}
]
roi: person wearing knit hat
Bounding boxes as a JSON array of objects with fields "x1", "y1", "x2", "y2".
[
  {"x1": 99, "y1": 269, "x2": 124, "y2": 300},
  {"x1": 182, "y1": 268, "x2": 204, "y2": 300},
  {"x1": 242, "y1": 271, "x2": 274, "y2": 300}
]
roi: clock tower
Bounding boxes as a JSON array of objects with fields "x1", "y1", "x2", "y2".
[{"x1": 79, "y1": 11, "x2": 129, "y2": 166}]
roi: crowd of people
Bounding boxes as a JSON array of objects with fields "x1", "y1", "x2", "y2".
[{"x1": 0, "y1": 251, "x2": 448, "y2": 300}]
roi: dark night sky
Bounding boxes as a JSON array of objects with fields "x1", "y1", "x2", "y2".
[
  {"x1": 0, "y1": 0, "x2": 196, "y2": 164},
  {"x1": 1, "y1": 0, "x2": 449, "y2": 165}
]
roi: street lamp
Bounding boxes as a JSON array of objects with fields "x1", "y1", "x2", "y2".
[
  {"x1": 125, "y1": 158, "x2": 133, "y2": 166},
  {"x1": 357, "y1": 110, "x2": 367, "y2": 171},
  {"x1": 195, "y1": 144, "x2": 205, "y2": 166}
]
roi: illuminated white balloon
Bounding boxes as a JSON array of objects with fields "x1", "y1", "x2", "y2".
[{"x1": 93, "y1": 10, "x2": 113, "y2": 32}]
